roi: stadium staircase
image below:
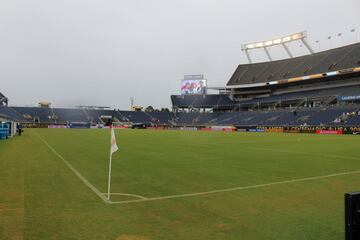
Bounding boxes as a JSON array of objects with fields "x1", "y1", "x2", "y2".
[
  {"x1": 50, "y1": 108, "x2": 57, "y2": 124},
  {"x1": 81, "y1": 108, "x2": 92, "y2": 123},
  {"x1": 143, "y1": 111, "x2": 158, "y2": 124},
  {"x1": 9, "y1": 107, "x2": 24, "y2": 121},
  {"x1": 116, "y1": 110, "x2": 129, "y2": 122}
]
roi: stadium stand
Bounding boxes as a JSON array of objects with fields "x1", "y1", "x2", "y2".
[
  {"x1": 171, "y1": 43, "x2": 360, "y2": 113},
  {"x1": 171, "y1": 94, "x2": 236, "y2": 110},
  {"x1": 146, "y1": 112, "x2": 174, "y2": 124},
  {"x1": 0, "y1": 106, "x2": 174, "y2": 126},
  {"x1": 171, "y1": 106, "x2": 360, "y2": 127},
  {"x1": 166, "y1": 42, "x2": 360, "y2": 129},
  {"x1": 0, "y1": 106, "x2": 23, "y2": 121},
  {"x1": 53, "y1": 108, "x2": 89, "y2": 123},
  {"x1": 234, "y1": 85, "x2": 360, "y2": 108},
  {"x1": 0, "y1": 43, "x2": 360, "y2": 129},
  {"x1": 14, "y1": 106, "x2": 55, "y2": 124},
  {"x1": 0, "y1": 105, "x2": 359, "y2": 127}
]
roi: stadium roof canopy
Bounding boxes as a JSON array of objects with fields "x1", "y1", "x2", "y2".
[
  {"x1": 241, "y1": 31, "x2": 314, "y2": 63},
  {"x1": 227, "y1": 42, "x2": 360, "y2": 88}
]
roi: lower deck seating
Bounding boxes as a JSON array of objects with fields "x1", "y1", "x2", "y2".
[{"x1": 1, "y1": 105, "x2": 359, "y2": 127}]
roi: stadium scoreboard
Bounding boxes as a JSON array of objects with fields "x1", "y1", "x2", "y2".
[{"x1": 181, "y1": 74, "x2": 207, "y2": 95}]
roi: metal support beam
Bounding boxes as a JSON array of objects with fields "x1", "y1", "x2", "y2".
[
  {"x1": 241, "y1": 31, "x2": 315, "y2": 62},
  {"x1": 264, "y1": 47, "x2": 273, "y2": 61},
  {"x1": 301, "y1": 38, "x2": 315, "y2": 54},
  {"x1": 244, "y1": 50, "x2": 252, "y2": 64},
  {"x1": 282, "y1": 43, "x2": 293, "y2": 58}
]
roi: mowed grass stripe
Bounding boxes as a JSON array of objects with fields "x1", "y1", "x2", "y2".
[
  {"x1": 33, "y1": 129, "x2": 109, "y2": 203},
  {"x1": 0, "y1": 133, "x2": 26, "y2": 240},
  {"x1": 35, "y1": 129, "x2": 360, "y2": 194},
  {"x1": 33, "y1": 129, "x2": 360, "y2": 202}
]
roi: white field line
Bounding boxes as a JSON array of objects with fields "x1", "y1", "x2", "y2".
[
  {"x1": 102, "y1": 192, "x2": 147, "y2": 200},
  {"x1": 110, "y1": 169, "x2": 360, "y2": 204},
  {"x1": 33, "y1": 129, "x2": 360, "y2": 205},
  {"x1": 34, "y1": 130, "x2": 109, "y2": 204}
]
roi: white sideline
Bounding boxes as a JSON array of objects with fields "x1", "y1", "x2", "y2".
[
  {"x1": 34, "y1": 130, "x2": 109, "y2": 204},
  {"x1": 110, "y1": 169, "x2": 360, "y2": 204}
]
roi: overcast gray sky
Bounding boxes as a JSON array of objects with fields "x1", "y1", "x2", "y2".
[{"x1": 1, "y1": 0, "x2": 359, "y2": 109}]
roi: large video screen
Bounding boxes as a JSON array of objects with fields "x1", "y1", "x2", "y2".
[{"x1": 181, "y1": 79, "x2": 207, "y2": 95}]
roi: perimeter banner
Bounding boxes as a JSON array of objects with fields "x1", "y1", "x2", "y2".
[
  {"x1": 315, "y1": 130, "x2": 343, "y2": 135},
  {"x1": 48, "y1": 125, "x2": 68, "y2": 128}
]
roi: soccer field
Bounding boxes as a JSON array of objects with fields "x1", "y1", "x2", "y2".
[{"x1": 1, "y1": 128, "x2": 360, "y2": 240}]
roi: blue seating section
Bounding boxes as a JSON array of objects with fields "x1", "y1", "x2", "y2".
[
  {"x1": 53, "y1": 108, "x2": 88, "y2": 123},
  {"x1": 14, "y1": 107, "x2": 54, "y2": 123},
  {"x1": 171, "y1": 94, "x2": 236, "y2": 108},
  {"x1": 83, "y1": 109, "x2": 116, "y2": 123},
  {"x1": 174, "y1": 106, "x2": 360, "y2": 126},
  {"x1": 0, "y1": 106, "x2": 24, "y2": 121},
  {"x1": 1, "y1": 105, "x2": 359, "y2": 127},
  {"x1": 237, "y1": 85, "x2": 360, "y2": 106}
]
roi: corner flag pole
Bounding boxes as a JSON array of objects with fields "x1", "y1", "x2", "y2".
[
  {"x1": 107, "y1": 126, "x2": 119, "y2": 202},
  {"x1": 107, "y1": 150, "x2": 113, "y2": 201}
]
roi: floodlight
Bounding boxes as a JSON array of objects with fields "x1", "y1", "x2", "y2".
[
  {"x1": 264, "y1": 40, "x2": 273, "y2": 46},
  {"x1": 247, "y1": 44, "x2": 255, "y2": 49},
  {"x1": 241, "y1": 31, "x2": 314, "y2": 63},
  {"x1": 292, "y1": 33, "x2": 301, "y2": 40},
  {"x1": 273, "y1": 38, "x2": 282, "y2": 44},
  {"x1": 282, "y1": 36, "x2": 291, "y2": 42}
]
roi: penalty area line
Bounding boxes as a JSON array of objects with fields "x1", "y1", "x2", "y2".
[
  {"x1": 110, "y1": 169, "x2": 360, "y2": 204},
  {"x1": 33, "y1": 130, "x2": 109, "y2": 204}
]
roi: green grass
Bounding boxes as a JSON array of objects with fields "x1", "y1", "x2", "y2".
[{"x1": 1, "y1": 128, "x2": 360, "y2": 240}]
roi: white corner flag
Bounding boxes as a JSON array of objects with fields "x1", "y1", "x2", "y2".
[
  {"x1": 107, "y1": 127, "x2": 118, "y2": 201},
  {"x1": 110, "y1": 127, "x2": 119, "y2": 155}
]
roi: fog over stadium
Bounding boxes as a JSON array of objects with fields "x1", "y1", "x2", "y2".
[{"x1": 0, "y1": 0, "x2": 359, "y2": 109}]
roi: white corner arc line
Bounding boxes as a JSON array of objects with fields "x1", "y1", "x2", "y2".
[
  {"x1": 102, "y1": 192, "x2": 147, "y2": 200},
  {"x1": 110, "y1": 169, "x2": 360, "y2": 204},
  {"x1": 34, "y1": 131, "x2": 109, "y2": 204}
]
